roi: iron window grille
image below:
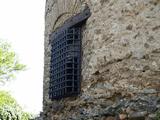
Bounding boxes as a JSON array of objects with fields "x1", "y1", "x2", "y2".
[{"x1": 49, "y1": 8, "x2": 91, "y2": 100}]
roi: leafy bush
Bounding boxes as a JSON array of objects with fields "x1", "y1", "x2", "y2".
[{"x1": 0, "y1": 91, "x2": 32, "y2": 120}]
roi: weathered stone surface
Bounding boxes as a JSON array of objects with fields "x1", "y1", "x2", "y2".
[
  {"x1": 128, "y1": 111, "x2": 147, "y2": 120},
  {"x1": 44, "y1": 0, "x2": 160, "y2": 119},
  {"x1": 119, "y1": 114, "x2": 127, "y2": 120}
]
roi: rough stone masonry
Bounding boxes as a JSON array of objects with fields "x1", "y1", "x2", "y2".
[{"x1": 43, "y1": 0, "x2": 160, "y2": 120}]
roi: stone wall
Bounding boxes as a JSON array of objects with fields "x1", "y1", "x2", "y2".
[{"x1": 43, "y1": 0, "x2": 160, "y2": 119}]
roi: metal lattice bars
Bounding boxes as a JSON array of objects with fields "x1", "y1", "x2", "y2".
[
  {"x1": 49, "y1": 27, "x2": 81, "y2": 99},
  {"x1": 49, "y1": 8, "x2": 91, "y2": 100}
]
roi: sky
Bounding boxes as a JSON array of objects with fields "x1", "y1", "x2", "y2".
[{"x1": 0, "y1": 0, "x2": 45, "y2": 114}]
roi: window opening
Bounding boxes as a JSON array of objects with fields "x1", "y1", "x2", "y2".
[{"x1": 49, "y1": 8, "x2": 91, "y2": 100}]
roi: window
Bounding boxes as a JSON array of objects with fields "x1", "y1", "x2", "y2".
[{"x1": 49, "y1": 8, "x2": 91, "y2": 100}]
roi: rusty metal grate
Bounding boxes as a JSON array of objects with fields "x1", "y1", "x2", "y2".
[{"x1": 49, "y1": 8, "x2": 91, "y2": 100}]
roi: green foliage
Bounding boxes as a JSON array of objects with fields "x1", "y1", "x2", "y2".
[
  {"x1": 0, "y1": 40, "x2": 26, "y2": 83},
  {"x1": 0, "y1": 40, "x2": 32, "y2": 119},
  {"x1": 0, "y1": 91, "x2": 32, "y2": 120},
  {"x1": 0, "y1": 40, "x2": 31, "y2": 119}
]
